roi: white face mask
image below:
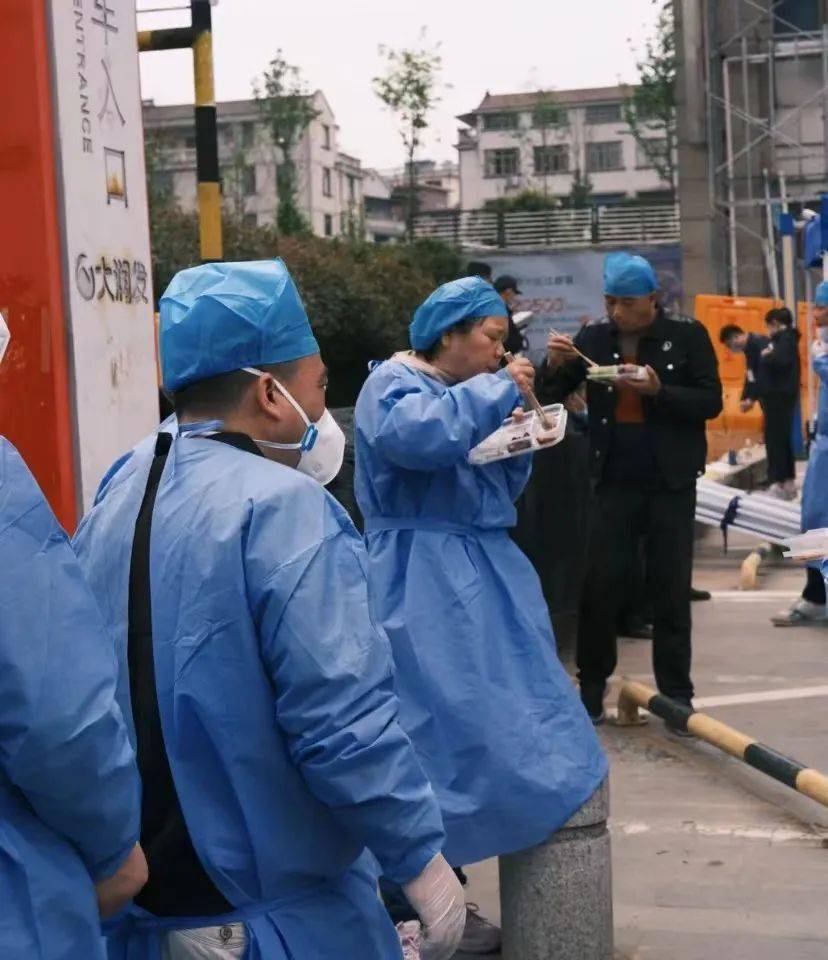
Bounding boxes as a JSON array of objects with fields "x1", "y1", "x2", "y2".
[
  {"x1": 243, "y1": 367, "x2": 345, "y2": 485},
  {"x1": 0, "y1": 311, "x2": 10, "y2": 366}
]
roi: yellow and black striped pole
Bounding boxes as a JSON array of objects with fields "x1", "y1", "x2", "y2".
[
  {"x1": 617, "y1": 679, "x2": 828, "y2": 807},
  {"x1": 138, "y1": 4, "x2": 222, "y2": 262},
  {"x1": 191, "y1": 0, "x2": 222, "y2": 262}
]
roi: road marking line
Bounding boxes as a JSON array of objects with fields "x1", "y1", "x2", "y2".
[
  {"x1": 611, "y1": 820, "x2": 823, "y2": 844},
  {"x1": 693, "y1": 685, "x2": 828, "y2": 708},
  {"x1": 708, "y1": 590, "x2": 800, "y2": 601}
]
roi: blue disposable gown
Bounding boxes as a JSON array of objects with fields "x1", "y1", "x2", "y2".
[
  {"x1": 801, "y1": 352, "x2": 828, "y2": 552},
  {"x1": 72, "y1": 430, "x2": 444, "y2": 960},
  {"x1": 354, "y1": 360, "x2": 608, "y2": 867},
  {"x1": 0, "y1": 438, "x2": 140, "y2": 960}
]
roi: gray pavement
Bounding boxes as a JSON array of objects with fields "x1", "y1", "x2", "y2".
[{"x1": 458, "y1": 529, "x2": 828, "y2": 959}]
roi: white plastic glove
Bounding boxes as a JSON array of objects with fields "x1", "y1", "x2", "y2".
[{"x1": 402, "y1": 853, "x2": 466, "y2": 960}]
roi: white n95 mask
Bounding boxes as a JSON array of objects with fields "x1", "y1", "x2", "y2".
[
  {"x1": 243, "y1": 367, "x2": 346, "y2": 485},
  {"x1": 0, "y1": 311, "x2": 10, "y2": 366}
]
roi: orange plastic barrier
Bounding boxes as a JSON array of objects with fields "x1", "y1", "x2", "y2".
[{"x1": 695, "y1": 295, "x2": 811, "y2": 461}]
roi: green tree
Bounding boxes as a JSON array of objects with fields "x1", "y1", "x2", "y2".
[
  {"x1": 221, "y1": 146, "x2": 250, "y2": 225},
  {"x1": 623, "y1": 0, "x2": 677, "y2": 193},
  {"x1": 254, "y1": 51, "x2": 320, "y2": 236},
  {"x1": 484, "y1": 190, "x2": 560, "y2": 213},
  {"x1": 373, "y1": 36, "x2": 442, "y2": 241},
  {"x1": 527, "y1": 91, "x2": 569, "y2": 197},
  {"x1": 566, "y1": 167, "x2": 594, "y2": 208}
]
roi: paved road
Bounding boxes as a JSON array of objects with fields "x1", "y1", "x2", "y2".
[{"x1": 459, "y1": 529, "x2": 828, "y2": 959}]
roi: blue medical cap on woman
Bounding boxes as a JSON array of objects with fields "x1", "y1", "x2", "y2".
[
  {"x1": 603, "y1": 253, "x2": 658, "y2": 297},
  {"x1": 160, "y1": 259, "x2": 319, "y2": 392},
  {"x1": 409, "y1": 277, "x2": 507, "y2": 351},
  {"x1": 816, "y1": 281, "x2": 828, "y2": 306}
]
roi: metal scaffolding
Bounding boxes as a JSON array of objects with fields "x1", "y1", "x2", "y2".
[{"x1": 704, "y1": 0, "x2": 828, "y2": 295}]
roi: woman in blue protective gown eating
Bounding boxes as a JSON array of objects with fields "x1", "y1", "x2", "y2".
[{"x1": 354, "y1": 276, "x2": 608, "y2": 947}]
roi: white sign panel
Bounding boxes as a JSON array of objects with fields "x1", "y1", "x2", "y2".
[
  {"x1": 48, "y1": 0, "x2": 158, "y2": 510},
  {"x1": 483, "y1": 247, "x2": 684, "y2": 365}
]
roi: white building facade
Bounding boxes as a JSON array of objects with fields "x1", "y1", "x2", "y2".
[
  {"x1": 143, "y1": 91, "x2": 363, "y2": 239},
  {"x1": 457, "y1": 86, "x2": 674, "y2": 210}
]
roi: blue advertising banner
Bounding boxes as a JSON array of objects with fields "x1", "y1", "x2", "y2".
[{"x1": 482, "y1": 245, "x2": 683, "y2": 364}]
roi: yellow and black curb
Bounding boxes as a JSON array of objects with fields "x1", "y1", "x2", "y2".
[{"x1": 617, "y1": 679, "x2": 828, "y2": 807}]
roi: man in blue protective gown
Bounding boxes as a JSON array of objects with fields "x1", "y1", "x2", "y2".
[
  {"x1": 0, "y1": 409, "x2": 146, "y2": 953},
  {"x1": 72, "y1": 259, "x2": 466, "y2": 960},
  {"x1": 773, "y1": 280, "x2": 828, "y2": 625},
  {"x1": 353, "y1": 276, "x2": 608, "y2": 953}
]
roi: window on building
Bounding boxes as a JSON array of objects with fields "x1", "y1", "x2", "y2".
[
  {"x1": 322, "y1": 124, "x2": 331, "y2": 149},
  {"x1": 322, "y1": 167, "x2": 333, "y2": 197},
  {"x1": 482, "y1": 112, "x2": 519, "y2": 131},
  {"x1": 774, "y1": 0, "x2": 820, "y2": 34},
  {"x1": 242, "y1": 122, "x2": 255, "y2": 149},
  {"x1": 347, "y1": 174, "x2": 357, "y2": 202},
  {"x1": 243, "y1": 165, "x2": 257, "y2": 195},
  {"x1": 636, "y1": 138, "x2": 668, "y2": 168},
  {"x1": 533, "y1": 145, "x2": 569, "y2": 175},
  {"x1": 532, "y1": 105, "x2": 567, "y2": 129},
  {"x1": 324, "y1": 213, "x2": 334, "y2": 236},
  {"x1": 586, "y1": 141, "x2": 624, "y2": 172},
  {"x1": 585, "y1": 103, "x2": 622, "y2": 124},
  {"x1": 243, "y1": 213, "x2": 258, "y2": 228},
  {"x1": 484, "y1": 148, "x2": 520, "y2": 178}
]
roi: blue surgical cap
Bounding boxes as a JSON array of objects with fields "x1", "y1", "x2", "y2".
[
  {"x1": 409, "y1": 277, "x2": 507, "y2": 351},
  {"x1": 816, "y1": 281, "x2": 828, "y2": 306},
  {"x1": 160, "y1": 259, "x2": 319, "y2": 392},
  {"x1": 603, "y1": 253, "x2": 658, "y2": 297}
]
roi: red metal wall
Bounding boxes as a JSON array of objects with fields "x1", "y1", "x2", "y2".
[{"x1": 0, "y1": 0, "x2": 77, "y2": 529}]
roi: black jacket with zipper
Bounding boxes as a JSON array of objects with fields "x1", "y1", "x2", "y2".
[{"x1": 536, "y1": 307, "x2": 723, "y2": 489}]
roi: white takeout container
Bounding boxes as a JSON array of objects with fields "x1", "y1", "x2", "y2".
[
  {"x1": 586, "y1": 364, "x2": 648, "y2": 382},
  {"x1": 468, "y1": 404, "x2": 567, "y2": 466},
  {"x1": 781, "y1": 529, "x2": 828, "y2": 561}
]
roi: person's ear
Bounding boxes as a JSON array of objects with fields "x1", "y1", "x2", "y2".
[{"x1": 251, "y1": 373, "x2": 284, "y2": 422}]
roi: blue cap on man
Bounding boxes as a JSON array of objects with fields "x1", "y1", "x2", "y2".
[
  {"x1": 409, "y1": 276, "x2": 507, "y2": 351},
  {"x1": 160, "y1": 259, "x2": 319, "y2": 393},
  {"x1": 603, "y1": 253, "x2": 658, "y2": 297},
  {"x1": 815, "y1": 281, "x2": 828, "y2": 307}
]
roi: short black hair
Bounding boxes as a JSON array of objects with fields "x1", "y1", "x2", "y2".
[
  {"x1": 419, "y1": 317, "x2": 485, "y2": 362},
  {"x1": 172, "y1": 359, "x2": 300, "y2": 419},
  {"x1": 719, "y1": 323, "x2": 745, "y2": 344},
  {"x1": 465, "y1": 261, "x2": 492, "y2": 281},
  {"x1": 765, "y1": 306, "x2": 794, "y2": 328}
]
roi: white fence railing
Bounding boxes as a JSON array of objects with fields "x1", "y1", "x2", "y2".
[{"x1": 412, "y1": 204, "x2": 680, "y2": 248}]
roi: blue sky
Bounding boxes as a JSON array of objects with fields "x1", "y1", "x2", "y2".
[{"x1": 137, "y1": 0, "x2": 662, "y2": 169}]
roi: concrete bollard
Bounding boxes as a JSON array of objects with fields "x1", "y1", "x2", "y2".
[{"x1": 499, "y1": 779, "x2": 613, "y2": 960}]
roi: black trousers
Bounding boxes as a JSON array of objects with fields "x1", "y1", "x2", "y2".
[
  {"x1": 577, "y1": 483, "x2": 695, "y2": 702},
  {"x1": 802, "y1": 566, "x2": 827, "y2": 605},
  {"x1": 760, "y1": 394, "x2": 797, "y2": 484}
]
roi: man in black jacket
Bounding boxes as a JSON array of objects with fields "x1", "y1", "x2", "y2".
[
  {"x1": 538, "y1": 253, "x2": 722, "y2": 723},
  {"x1": 721, "y1": 311, "x2": 800, "y2": 499}
]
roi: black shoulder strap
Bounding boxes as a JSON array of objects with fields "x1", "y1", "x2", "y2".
[{"x1": 127, "y1": 432, "x2": 232, "y2": 917}]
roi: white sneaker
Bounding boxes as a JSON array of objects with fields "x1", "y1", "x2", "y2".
[
  {"x1": 768, "y1": 483, "x2": 789, "y2": 500},
  {"x1": 771, "y1": 599, "x2": 828, "y2": 626},
  {"x1": 396, "y1": 921, "x2": 422, "y2": 960},
  {"x1": 455, "y1": 903, "x2": 501, "y2": 955}
]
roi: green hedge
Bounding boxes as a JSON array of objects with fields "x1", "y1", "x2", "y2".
[{"x1": 150, "y1": 208, "x2": 462, "y2": 406}]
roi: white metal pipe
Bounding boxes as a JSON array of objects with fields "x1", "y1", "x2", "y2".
[
  {"x1": 723, "y1": 59, "x2": 739, "y2": 295},
  {"x1": 779, "y1": 170, "x2": 796, "y2": 314},
  {"x1": 763, "y1": 169, "x2": 780, "y2": 299},
  {"x1": 805, "y1": 271, "x2": 817, "y2": 430}
]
